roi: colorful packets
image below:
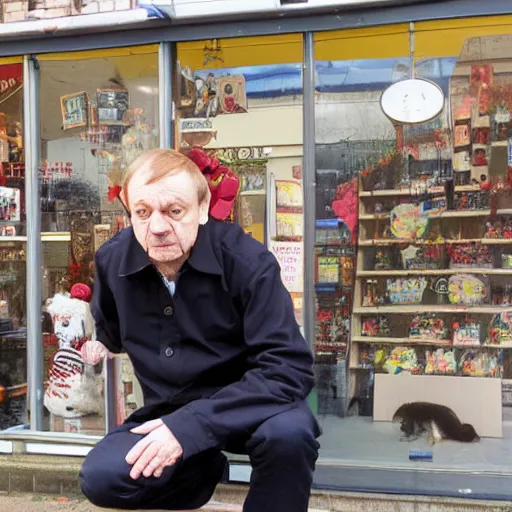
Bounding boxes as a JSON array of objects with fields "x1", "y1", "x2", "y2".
[
  {"x1": 409, "y1": 314, "x2": 449, "y2": 341},
  {"x1": 425, "y1": 348, "x2": 457, "y2": 375},
  {"x1": 448, "y1": 274, "x2": 488, "y2": 306},
  {"x1": 390, "y1": 203, "x2": 429, "y2": 239},
  {"x1": 387, "y1": 277, "x2": 427, "y2": 305}
]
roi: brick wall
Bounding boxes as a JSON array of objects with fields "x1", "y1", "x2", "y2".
[{"x1": 1, "y1": 0, "x2": 135, "y2": 22}]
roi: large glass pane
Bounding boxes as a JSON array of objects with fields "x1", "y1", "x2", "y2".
[
  {"x1": 39, "y1": 47, "x2": 158, "y2": 435},
  {"x1": 313, "y1": 18, "x2": 512, "y2": 497},
  {"x1": 175, "y1": 35, "x2": 304, "y2": 326},
  {"x1": 0, "y1": 59, "x2": 26, "y2": 432}
]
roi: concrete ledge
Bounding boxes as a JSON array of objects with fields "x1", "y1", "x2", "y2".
[{"x1": 2, "y1": 455, "x2": 512, "y2": 511}]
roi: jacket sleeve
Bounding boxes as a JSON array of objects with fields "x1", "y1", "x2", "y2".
[
  {"x1": 90, "y1": 251, "x2": 123, "y2": 354},
  {"x1": 162, "y1": 250, "x2": 315, "y2": 459}
]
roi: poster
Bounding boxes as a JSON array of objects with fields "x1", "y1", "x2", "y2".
[{"x1": 269, "y1": 240, "x2": 303, "y2": 294}]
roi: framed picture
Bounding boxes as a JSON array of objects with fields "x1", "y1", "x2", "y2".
[
  {"x1": 97, "y1": 88, "x2": 130, "y2": 125},
  {"x1": 60, "y1": 92, "x2": 89, "y2": 130}
]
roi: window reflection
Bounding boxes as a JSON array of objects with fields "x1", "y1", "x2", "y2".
[{"x1": 39, "y1": 49, "x2": 158, "y2": 435}]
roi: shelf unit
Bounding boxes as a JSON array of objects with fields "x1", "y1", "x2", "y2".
[{"x1": 349, "y1": 179, "x2": 512, "y2": 418}]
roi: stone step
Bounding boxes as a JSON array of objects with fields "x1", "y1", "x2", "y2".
[{"x1": 2, "y1": 455, "x2": 512, "y2": 511}]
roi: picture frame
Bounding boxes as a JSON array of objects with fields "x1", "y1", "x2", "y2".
[
  {"x1": 60, "y1": 91, "x2": 89, "y2": 131},
  {"x1": 97, "y1": 88, "x2": 130, "y2": 125}
]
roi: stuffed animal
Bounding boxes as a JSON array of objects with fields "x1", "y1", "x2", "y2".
[{"x1": 44, "y1": 284, "x2": 104, "y2": 419}]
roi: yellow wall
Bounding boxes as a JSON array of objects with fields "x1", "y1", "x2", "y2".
[
  {"x1": 416, "y1": 15, "x2": 512, "y2": 58},
  {"x1": 177, "y1": 35, "x2": 303, "y2": 70}
]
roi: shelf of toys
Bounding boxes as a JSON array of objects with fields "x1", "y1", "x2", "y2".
[
  {"x1": 346, "y1": 61, "x2": 512, "y2": 435},
  {"x1": 350, "y1": 168, "x2": 511, "y2": 435}
]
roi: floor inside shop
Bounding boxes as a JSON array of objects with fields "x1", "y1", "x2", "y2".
[{"x1": 316, "y1": 413, "x2": 512, "y2": 473}]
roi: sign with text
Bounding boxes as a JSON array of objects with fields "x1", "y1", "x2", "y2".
[
  {"x1": 269, "y1": 240, "x2": 303, "y2": 294},
  {"x1": 0, "y1": 64, "x2": 22, "y2": 105}
]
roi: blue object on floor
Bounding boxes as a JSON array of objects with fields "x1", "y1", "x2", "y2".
[{"x1": 409, "y1": 449, "x2": 433, "y2": 462}]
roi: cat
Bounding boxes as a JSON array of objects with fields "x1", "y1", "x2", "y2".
[{"x1": 392, "y1": 402, "x2": 480, "y2": 444}]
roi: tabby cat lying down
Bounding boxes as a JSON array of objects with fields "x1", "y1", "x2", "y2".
[{"x1": 392, "y1": 402, "x2": 480, "y2": 444}]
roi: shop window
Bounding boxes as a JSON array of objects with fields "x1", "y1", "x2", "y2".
[
  {"x1": 0, "y1": 59, "x2": 26, "y2": 432},
  {"x1": 313, "y1": 18, "x2": 512, "y2": 491},
  {"x1": 175, "y1": 35, "x2": 304, "y2": 327},
  {"x1": 38, "y1": 46, "x2": 158, "y2": 435}
]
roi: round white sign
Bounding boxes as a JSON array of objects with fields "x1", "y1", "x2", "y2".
[{"x1": 380, "y1": 78, "x2": 445, "y2": 125}]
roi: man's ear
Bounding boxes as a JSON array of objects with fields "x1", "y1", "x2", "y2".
[{"x1": 199, "y1": 200, "x2": 209, "y2": 225}]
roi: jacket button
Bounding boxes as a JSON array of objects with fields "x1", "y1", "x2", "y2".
[
  {"x1": 165, "y1": 347, "x2": 174, "y2": 358},
  {"x1": 164, "y1": 306, "x2": 173, "y2": 316}
]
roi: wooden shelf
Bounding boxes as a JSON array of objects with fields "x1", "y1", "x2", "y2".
[
  {"x1": 352, "y1": 336, "x2": 452, "y2": 346},
  {"x1": 352, "y1": 336, "x2": 512, "y2": 349},
  {"x1": 357, "y1": 268, "x2": 511, "y2": 277},
  {"x1": 358, "y1": 185, "x2": 479, "y2": 198},
  {"x1": 41, "y1": 232, "x2": 70, "y2": 242},
  {"x1": 353, "y1": 305, "x2": 512, "y2": 314},
  {"x1": 359, "y1": 208, "x2": 512, "y2": 221},
  {"x1": 0, "y1": 236, "x2": 26, "y2": 242},
  {"x1": 359, "y1": 238, "x2": 512, "y2": 246}
]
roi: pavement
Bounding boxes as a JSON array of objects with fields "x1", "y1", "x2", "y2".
[{"x1": 0, "y1": 495, "x2": 244, "y2": 512}]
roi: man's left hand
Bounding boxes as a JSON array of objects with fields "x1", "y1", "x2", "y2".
[{"x1": 126, "y1": 419, "x2": 183, "y2": 480}]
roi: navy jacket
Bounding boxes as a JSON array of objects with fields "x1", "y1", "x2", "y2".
[{"x1": 91, "y1": 218, "x2": 316, "y2": 458}]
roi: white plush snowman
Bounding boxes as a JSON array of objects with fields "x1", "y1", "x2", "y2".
[{"x1": 44, "y1": 285, "x2": 104, "y2": 419}]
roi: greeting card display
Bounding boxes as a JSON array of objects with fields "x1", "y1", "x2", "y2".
[
  {"x1": 452, "y1": 318, "x2": 481, "y2": 346},
  {"x1": 386, "y1": 277, "x2": 427, "y2": 305},
  {"x1": 448, "y1": 274, "x2": 487, "y2": 306},
  {"x1": 390, "y1": 204, "x2": 429, "y2": 239},
  {"x1": 425, "y1": 348, "x2": 457, "y2": 375},
  {"x1": 409, "y1": 314, "x2": 449, "y2": 341}
]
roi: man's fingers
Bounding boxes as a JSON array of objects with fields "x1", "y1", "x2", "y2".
[
  {"x1": 142, "y1": 455, "x2": 162, "y2": 478},
  {"x1": 130, "y1": 420, "x2": 163, "y2": 435},
  {"x1": 126, "y1": 436, "x2": 153, "y2": 465},
  {"x1": 130, "y1": 443, "x2": 159, "y2": 480}
]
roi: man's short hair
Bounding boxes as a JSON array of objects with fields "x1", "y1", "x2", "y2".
[{"x1": 122, "y1": 148, "x2": 211, "y2": 211}]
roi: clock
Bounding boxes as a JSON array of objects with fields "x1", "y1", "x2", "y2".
[{"x1": 380, "y1": 78, "x2": 445, "y2": 125}]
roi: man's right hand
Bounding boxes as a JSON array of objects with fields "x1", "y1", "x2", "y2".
[{"x1": 81, "y1": 340, "x2": 112, "y2": 365}]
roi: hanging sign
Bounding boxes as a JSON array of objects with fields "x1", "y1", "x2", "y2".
[
  {"x1": 0, "y1": 64, "x2": 22, "y2": 105},
  {"x1": 380, "y1": 78, "x2": 444, "y2": 125}
]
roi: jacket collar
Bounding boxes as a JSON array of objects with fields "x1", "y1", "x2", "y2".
[{"x1": 118, "y1": 219, "x2": 223, "y2": 278}]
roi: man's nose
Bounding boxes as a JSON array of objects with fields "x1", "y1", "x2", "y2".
[{"x1": 149, "y1": 211, "x2": 171, "y2": 235}]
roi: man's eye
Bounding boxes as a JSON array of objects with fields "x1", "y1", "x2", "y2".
[
  {"x1": 171, "y1": 208, "x2": 182, "y2": 216},
  {"x1": 135, "y1": 209, "x2": 149, "y2": 218}
]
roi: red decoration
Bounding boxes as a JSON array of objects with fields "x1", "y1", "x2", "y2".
[
  {"x1": 331, "y1": 177, "x2": 359, "y2": 244},
  {"x1": 70, "y1": 283, "x2": 92, "y2": 303},
  {"x1": 185, "y1": 147, "x2": 240, "y2": 221},
  {"x1": 108, "y1": 185, "x2": 122, "y2": 202}
]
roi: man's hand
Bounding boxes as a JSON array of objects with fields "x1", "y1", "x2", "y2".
[
  {"x1": 80, "y1": 340, "x2": 112, "y2": 366},
  {"x1": 126, "y1": 419, "x2": 183, "y2": 480}
]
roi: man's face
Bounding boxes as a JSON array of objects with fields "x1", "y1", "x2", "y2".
[{"x1": 128, "y1": 169, "x2": 208, "y2": 264}]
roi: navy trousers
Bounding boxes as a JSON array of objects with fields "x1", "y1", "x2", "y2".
[{"x1": 79, "y1": 401, "x2": 320, "y2": 511}]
